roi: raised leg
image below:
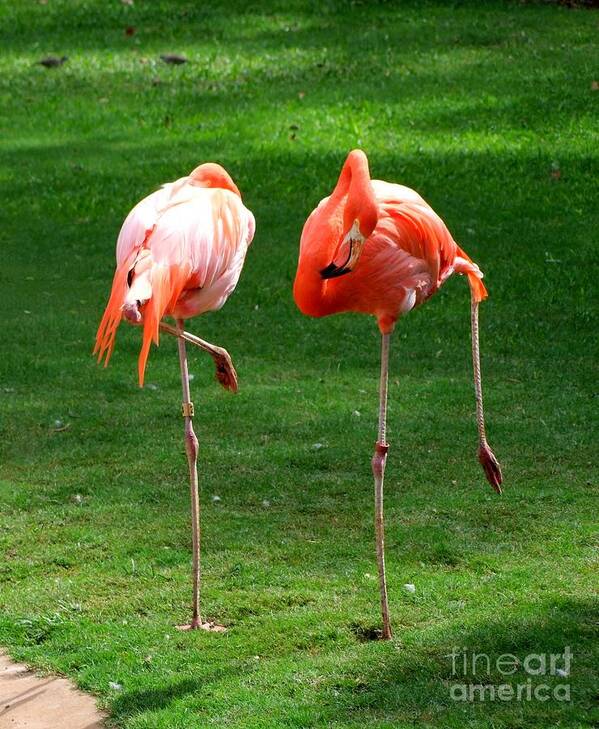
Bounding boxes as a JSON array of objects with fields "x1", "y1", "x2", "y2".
[
  {"x1": 372, "y1": 332, "x2": 392, "y2": 640},
  {"x1": 470, "y1": 296, "x2": 503, "y2": 493},
  {"x1": 160, "y1": 321, "x2": 238, "y2": 393},
  {"x1": 176, "y1": 319, "x2": 202, "y2": 630}
]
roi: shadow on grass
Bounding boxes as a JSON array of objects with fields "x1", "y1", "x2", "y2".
[
  {"x1": 324, "y1": 596, "x2": 598, "y2": 726},
  {"x1": 109, "y1": 676, "x2": 217, "y2": 723},
  {"x1": 103, "y1": 596, "x2": 598, "y2": 725},
  {"x1": 1, "y1": 0, "x2": 579, "y2": 56}
]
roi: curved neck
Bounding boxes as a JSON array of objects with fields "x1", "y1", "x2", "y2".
[
  {"x1": 331, "y1": 149, "x2": 377, "y2": 235},
  {"x1": 293, "y1": 150, "x2": 377, "y2": 317},
  {"x1": 189, "y1": 163, "x2": 241, "y2": 197}
]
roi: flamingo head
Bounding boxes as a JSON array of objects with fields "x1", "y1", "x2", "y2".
[
  {"x1": 320, "y1": 220, "x2": 368, "y2": 279},
  {"x1": 320, "y1": 150, "x2": 378, "y2": 279},
  {"x1": 320, "y1": 205, "x2": 378, "y2": 279}
]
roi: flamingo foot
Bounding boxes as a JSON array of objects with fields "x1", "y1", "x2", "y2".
[
  {"x1": 176, "y1": 621, "x2": 227, "y2": 633},
  {"x1": 212, "y1": 350, "x2": 238, "y2": 393},
  {"x1": 478, "y1": 442, "x2": 503, "y2": 494},
  {"x1": 159, "y1": 322, "x2": 238, "y2": 393}
]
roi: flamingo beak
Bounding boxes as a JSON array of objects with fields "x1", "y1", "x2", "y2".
[
  {"x1": 320, "y1": 223, "x2": 366, "y2": 279},
  {"x1": 320, "y1": 258, "x2": 351, "y2": 279}
]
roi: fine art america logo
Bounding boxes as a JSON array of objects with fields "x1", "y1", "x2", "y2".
[{"x1": 445, "y1": 647, "x2": 572, "y2": 702}]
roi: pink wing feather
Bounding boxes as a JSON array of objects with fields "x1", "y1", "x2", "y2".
[{"x1": 372, "y1": 181, "x2": 487, "y2": 306}]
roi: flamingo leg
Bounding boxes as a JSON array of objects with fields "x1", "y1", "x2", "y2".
[
  {"x1": 160, "y1": 321, "x2": 238, "y2": 393},
  {"x1": 175, "y1": 318, "x2": 202, "y2": 630},
  {"x1": 470, "y1": 298, "x2": 503, "y2": 492},
  {"x1": 372, "y1": 332, "x2": 393, "y2": 640}
]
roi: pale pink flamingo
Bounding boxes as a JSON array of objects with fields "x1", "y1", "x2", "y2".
[
  {"x1": 95, "y1": 162, "x2": 255, "y2": 630},
  {"x1": 293, "y1": 149, "x2": 502, "y2": 639}
]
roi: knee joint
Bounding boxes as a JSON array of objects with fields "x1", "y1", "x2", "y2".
[
  {"x1": 371, "y1": 441, "x2": 389, "y2": 476},
  {"x1": 185, "y1": 427, "x2": 198, "y2": 459}
]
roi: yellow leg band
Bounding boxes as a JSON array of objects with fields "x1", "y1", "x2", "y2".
[{"x1": 181, "y1": 402, "x2": 195, "y2": 418}]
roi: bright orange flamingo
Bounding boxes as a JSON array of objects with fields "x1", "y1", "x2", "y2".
[
  {"x1": 293, "y1": 149, "x2": 502, "y2": 639},
  {"x1": 95, "y1": 162, "x2": 255, "y2": 630}
]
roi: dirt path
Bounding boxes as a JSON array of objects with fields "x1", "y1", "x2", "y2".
[{"x1": 0, "y1": 652, "x2": 105, "y2": 729}]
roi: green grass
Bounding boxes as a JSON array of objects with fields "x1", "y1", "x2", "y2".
[{"x1": 0, "y1": 0, "x2": 597, "y2": 726}]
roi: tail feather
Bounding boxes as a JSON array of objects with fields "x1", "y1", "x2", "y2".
[
  {"x1": 454, "y1": 245, "x2": 488, "y2": 303},
  {"x1": 467, "y1": 271, "x2": 487, "y2": 303}
]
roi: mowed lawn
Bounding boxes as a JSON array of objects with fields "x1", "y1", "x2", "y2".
[{"x1": 0, "y1": 1, "x2": 597, "y2": 727}]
